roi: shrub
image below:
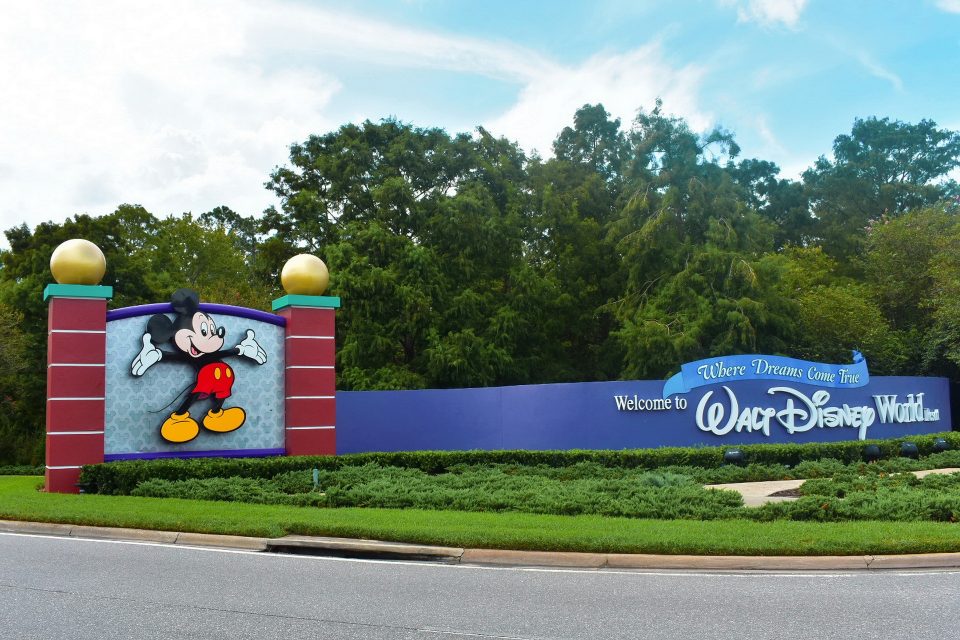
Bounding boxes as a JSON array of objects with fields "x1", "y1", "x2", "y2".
[
  {"x1": 79, "y1": 431, "x2": 960, "y2": 495},
  {"x1": 0, "y1": 465, "x2": 44, "y2": 476}
]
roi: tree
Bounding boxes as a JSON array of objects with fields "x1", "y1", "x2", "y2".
[
  {"x1": 728, "y1": 158, "x2": 811, "y2": 248},
  {"x1": 145, "y1": 214, "x2": 274, "y2": 309},
  {"x1": 515, "y1": 107, "x2": 631, "y2": 381},
  {"x1": 616, "y1": 217, "x2": 798, "y2": 379},
  {"x1": 0, "y1": 304, "x2": 35, "y2": 463},
  {"x1": 792, "y1": 282, "x2": 908, "y2": 375},
  {"x1": 775, "y1": 246, "x2": 908, "y2": 374},
  {"x1": 553, "y1": 104, "x2": 629, "y2": 182},
  {"x1": 863, "y1": 204, "x2": 960, "y2": 377},
  {"x1": 927, "y1": 228, "x2": 960, "y2": 378},
  {"x1": 270, "y1": 119, "x2": 585, "y2": 389},
  {"x1": 864, "y1": 206, "x2": 957, "y2": 331},
  {"x1": 607, "y1": 102, "x2": 801, "y2": 378},
  {"x1": 804, "y1": 117, "x2": 960, "y2": 261}
]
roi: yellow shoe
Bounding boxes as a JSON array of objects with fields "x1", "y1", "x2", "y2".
[
  {"x1": 161, "y1": 412, "x2": 199, "y2": 443},
  {"x1": 203, "y1": 407, "x2": 246, "y2": 433}
]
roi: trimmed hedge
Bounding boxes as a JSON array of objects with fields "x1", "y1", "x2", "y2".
[
  {"x1": 81, "y1": 431, "x2": 960, "y2": 495},
  {"x1": 0, "y1": 465, "x2": 44, "y2": 476}
]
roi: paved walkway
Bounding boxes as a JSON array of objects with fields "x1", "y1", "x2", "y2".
[{"x1": 706, "y1": 467, "x2": 960, "y2": 507}]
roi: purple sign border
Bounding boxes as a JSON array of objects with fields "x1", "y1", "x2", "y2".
[
  {"x1": 106, "y1": 303, "x2": 286, "y2": 327},
  {"x1": 104, "y1": 447, "x2": 285, "y2": 462}
]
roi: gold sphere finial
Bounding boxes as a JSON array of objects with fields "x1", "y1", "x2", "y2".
[
  {"x1": 50, "y1": 239, "x2": 106, "y2": 285},
  {"x1": 281, "y1": 254, "x2": 329, "y2": 295}
]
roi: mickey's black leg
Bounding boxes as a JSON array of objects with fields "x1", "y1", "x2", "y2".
[{"x1": 175, "y1": 392, "x2": 203, "y2": 416}]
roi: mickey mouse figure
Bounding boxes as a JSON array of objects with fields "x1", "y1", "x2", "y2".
[{"x1": 130, "y1": 288, "x2": 267, "y2": 443}]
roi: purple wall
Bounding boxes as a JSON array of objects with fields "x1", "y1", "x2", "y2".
[{"x1": 337, "y1": 376, "x2": 953, "y2": 453}]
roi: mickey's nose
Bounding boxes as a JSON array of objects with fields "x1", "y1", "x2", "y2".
[{"x1": 217, "y1": 326, "x2": 225, "y2": 338}]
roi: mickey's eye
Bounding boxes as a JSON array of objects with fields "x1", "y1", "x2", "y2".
[{"x1": 200, "y1": 322, "x2": 208, "y2": 337}]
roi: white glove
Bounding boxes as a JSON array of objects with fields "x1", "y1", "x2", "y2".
[
  {"x1": 131, "y1": 333, "x2": 162, "y2": 376},
  {"x1": 237, "y1": 329, "x2": 267, "y2": 364}
]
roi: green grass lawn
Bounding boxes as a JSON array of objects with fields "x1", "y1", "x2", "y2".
[{"x1": 3, "y1": 476, "x2": 960, "y2": 556}]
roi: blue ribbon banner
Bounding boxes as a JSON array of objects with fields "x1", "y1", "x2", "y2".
[{"x1": 661, "y1": 352, "x2": 869, "y2": 399}]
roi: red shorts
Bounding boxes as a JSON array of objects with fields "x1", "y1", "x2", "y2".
[{"x1": 192, "y1": 362, "x2": 235, "y2": 399}]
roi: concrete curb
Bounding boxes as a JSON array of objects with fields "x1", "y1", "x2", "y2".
[
  {"x1": 3, "y1": 519, "x2": 960, "y2": 570},
  {"x1": 0, "y1": 520, "x2": 267, "y2": 551}
]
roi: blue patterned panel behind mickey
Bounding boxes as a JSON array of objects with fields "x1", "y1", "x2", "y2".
[{"x1": 129, "y1": 288, "x2": 268, "y2": 444}]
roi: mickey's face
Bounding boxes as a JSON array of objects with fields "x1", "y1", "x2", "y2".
[{"x1": 174, "y1": 312, "x2": 225, "y2": 357}]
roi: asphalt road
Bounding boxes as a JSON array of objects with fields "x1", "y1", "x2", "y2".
[{"x1": 2, "y1": 532, "x2": 959, "y2": 640}]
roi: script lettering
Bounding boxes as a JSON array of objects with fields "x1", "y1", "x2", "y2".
[{"x1": 696, "y1": 385, "x2": 878, "y2": 440}]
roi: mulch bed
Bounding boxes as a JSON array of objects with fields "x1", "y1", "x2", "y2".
[{"x1": 768, "y1": 488, "x2": 802, "y2": 498}]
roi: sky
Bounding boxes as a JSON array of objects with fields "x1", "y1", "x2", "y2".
[{"x1": 2, "y1": 0, "x2": 959, "y2": 237}]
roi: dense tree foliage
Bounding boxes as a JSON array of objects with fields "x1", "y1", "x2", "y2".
[
  {"x1": 2, "y1": 106, "x2": 958, "y2": 463},
  {"x1": 804, "y1": 117, "x2": 960, "y2": 261}
]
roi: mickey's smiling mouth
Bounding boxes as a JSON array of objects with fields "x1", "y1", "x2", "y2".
[{"x1": 189, "y1": 339, "x2": 200, "y2": 357}]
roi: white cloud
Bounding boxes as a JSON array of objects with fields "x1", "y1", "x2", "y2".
[
  {"x1": 936, "y1": 0, "x2": 960, "y2": 13},
  {"x1": 0, "y1": 1, "x2": 711, "y2": 238},
  {"x1": 722, "y1": 0, "x2": 809, "y2": 28},
  {"x1": 821, "y1": 34, "x2": 905, "y2": 93},
  {"x1": 252, "y1": 4, "x2": 553, "y2": 83},
  {"x1": 0, "y1": 1, "x2": 345, "y2": 233},
  {"x1": 485, "y1": 43, "x2": 711, "y2": 158},
  {"x1": 754, "y1": 115, "x2": 786, "y2": 157},
  {"x1": 852, "y1": 51, "x2": 904, "y2": 92},
  {"x1": 0, "y1": 0, "x2": 557, "y2": 235}
]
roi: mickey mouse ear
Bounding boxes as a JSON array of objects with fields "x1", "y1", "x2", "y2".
[
  {"x1": 147, "y1": 313, "x2": 175, "y2": 343},
  {"x1": 170, "y1": 288, "x2": 200, "y2": 315}
]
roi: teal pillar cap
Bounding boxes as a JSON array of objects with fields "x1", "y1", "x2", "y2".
[
  {"x1": 272, "y1": 294, "x2": 341, "y2": 311},
  {"x1": 43, "y1": 283, "x2": 114, "y2": 302}
]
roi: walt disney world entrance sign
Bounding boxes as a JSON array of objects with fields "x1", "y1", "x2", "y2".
[
  {"x1": 335, "y1": 359, "x2": 952, "y2": 454},
  {"x1": 43, "y1": 240, "x2": 338, "y2": 493},
  {"x1": 643, "y1": 353, "x2": 938, "y2": 442},
  {"x1": 41, "y1": 239, "x2": 955, "y2": 491}
]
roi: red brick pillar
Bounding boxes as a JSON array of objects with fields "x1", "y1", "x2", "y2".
[
  {"x1": 43, "y1": 284, "x2": 113, "y2": 492},
  {"x1": 273, "y1": 294, "x2": 340, "y2": 455}
]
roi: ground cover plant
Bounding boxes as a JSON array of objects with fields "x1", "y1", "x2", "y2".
[
  {"x1": 128, "y1": 463, "x2": 747, "y2": 519},
  {"x1": 105, "y1": 446, "x2": 960, "y2": 524},
  {"x1": 749, "y1": 469, "x2": 960, "y2": 523}
]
